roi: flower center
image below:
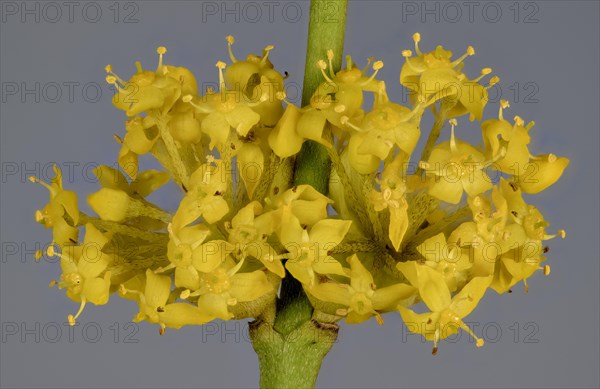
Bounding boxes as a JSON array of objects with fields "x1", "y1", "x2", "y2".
[{"x1": 204, "y1": 268, "x2": 231, "y2": 294}]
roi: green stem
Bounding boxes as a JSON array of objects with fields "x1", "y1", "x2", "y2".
[
  {"x1": 250, "y1": 1, "x2": 348, "y2": 387},
  {"x1": 294, "y1": 0, "x2": 348, "y2": 194},
  {"x1": 419, "y1": 111, "x2": 447, "y2": 166}
]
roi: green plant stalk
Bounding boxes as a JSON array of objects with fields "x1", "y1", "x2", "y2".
[{"x1": 249, "y1": 0, "x2": 348, "y2": 387}]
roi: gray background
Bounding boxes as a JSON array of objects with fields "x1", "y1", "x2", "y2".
[{"x1": 1, "y1": 1, "x2": 599, "y2": 388}]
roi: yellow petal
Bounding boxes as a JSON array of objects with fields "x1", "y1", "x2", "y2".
[
  {"x1": 144, "y1": 269, "x2": 171, "y2": 309},
  {"x1": 268, "y1": 104, "x2": 304, "y2": 158},
  {"x1": 417, "y1": 266, "x2": 451, "y2": 312},
  {"x1": 229, "y1": 271, "x2": 273, "y2": 302},
  {"x1": 160, "y1": 303, "x2": 213, "y2": 329},
  {"x1": 197, "y1": 293, "x2": 233, "y2": 320},
  {"x1": 518, "y1": 155, "x2": 569, "y2": 194},
  {"x1": 389, "y1": 206, "x2": 409, "y2": 251},
  {"x1": 308, "y1": 283, "x2": 352, "y2": 305},
  {"x1": 193, "y1": 240, "x2": 232, "y2": 273},
  {"x1": 82, "y1": 276, "x2": 110, "y2": 305},
  {"x1": 372, "y1": 284, "x2": 417, "y2": 311},
  {"x1": 201, "y1": 112, "x2": 230, "y2": 148},
  {"x1": 237, "y1": 143, "x2": 264, "y2": 198},
  {"x1": 87, "y1": 188, "x2": 130, "y2": 222},
  {"x1": 226, "y1": 105, "x2": 260, "y2": 137}
]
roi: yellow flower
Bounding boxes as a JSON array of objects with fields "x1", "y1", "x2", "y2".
[
  {"x1": 121, "y1": 269, "x2": 213, "y2": 332},
  {"x1": 159, "y1": 223, "x2": 211, "y2": 290},
  {"x1": 397, "y1": 262, "x2": 491, "y2": 354},
  {"x1": 172, "y1": 158, "x2": 229, "y2": 229},
  {"x1": 121, "y1": 116, "x2": 160, "y2": 157},
  {"x1": 48, "y1": 224, "x2": 113, "y2": 326},
  {"x1": 266, "y1": 184, "x2": 332, "y2": 228},
  {"x1": 369, "y1": 154, "x2": 410, "y2": 251},
  {"x1": 341, "y1": 87, "x2": 423, "y2": 173},
  {"x1": 227, "y1": 202, "x2": 285, "y2": 278},
  {"x1": 105, "y1": 47, "x2": 193, "y2": 117},
  {"x1": 421, "y1": 119, "x2": 492, "y2": 204},
  {"x1": 416, "y1": 233, "x2": 471, "y2": 292},
  {"x1": 310, "y1": 53, "x2": 384, "y2": 129},
  {"x1": 183, "y1": 61, "x2": 261, "y2": 149},
  {"x1": 30, "y1": 165, "x2": 79, "y2": 247},
  {"x1": 400, "y1": 33, "x2": 495, "y2": 121},
  {"x1": 516, "y1": 153, "x2": 569, "y2": 194},
  {"x1": 482, "y1": 101, "x2": 531, "y2": 174},
  {"x1": 181, "y1": 243, "x2": 273, "y2": 320},
  {"x1": 92, "y1": 165, "x2": 170, "y2": 199},
  {"x1": 277, "y1": 206, "x2": 351, "y2": 286},
  {"x1": 309, "y1": 254, "x2": 415, "y2": 324},
  {"x1": 224, "y1": 36, "x2": 285, "y2": 126}
]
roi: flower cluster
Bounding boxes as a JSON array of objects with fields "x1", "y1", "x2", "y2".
[{"x1": 32, "y1": 34, "x2": 567, "y2": 354}]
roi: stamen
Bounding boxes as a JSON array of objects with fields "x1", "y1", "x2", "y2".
[
  {"x1": 345, "y1": 55, "x2": 353, "y2": 70},
  {"x1": 135, "y1": 61, "x2": 143, "y2": 73},
  {"x1": 326, "y1": 49, "x2": 335, "y2": 78},
  {"x1": 499, "y1": 100, "x2": 510, "y2": 120},
  {"x1": 451, "y1": 46, "x2": 475, "y2": 68},
  {"x1": 374, "y1": 312, "x2": 385, "y2": 326},
  {"x1": 455, "y1": 316, "x2": 485, "y2": 349},
  {"x1": 48, "y1": 280, "x2": 57, "y2": 288},
  {"x1": 401, "y1": 50, "x2": 413, "y2": 58},
  {"x1": 260, "y1": 45, "x2": 275, "y2": 66},
  {"x1": 360, "y1": 61, "x2": 384, "y2": 86},
  {"x1": 35, "y1": 250, "x2": 43, "y2": 262},
  {"x1": 487, "y1": 76, "x2": 500, "y2": 88},
  {"x1": 432, "y1": 328, "x2": 440, "y2": 355},
  {"x1": 317, "y1": 60, "x2": 335, "y2": 84},
  {"x1": 543, "y1": 229, "x2": 566, "y2": 240},
  {"x1": 225, "y1": 35, "x2": 238, "y2": 62},
  {"x1": 413, "y1": 32, "x2": 422, "y2": 55},
  {"x1": 473, "y1": 68, "x2": 492, "y2": 82},
  {"x1": 105, "y1": 75, "x2": 125, "y2": 93},
  {"x1": 449, "y1": 119, "x2": 458, "y2": 154},
  {"x1": 361, "y1": 57, "x2": 376, "y2": 73},
  {"x1": 159, "y1": 327, "x2": 166, "y2": 336},
  {"x1": 339, "y1": 116, "x2": 363, "y2": 132},
  {"x1": 68, "y1": 297, "x2": 87, "y2": 326},
  {"x1": 113, "y1": 134, "x2": 123, "y2": 144},
  {"x1": 180, "y1": 289, "x2": 191, "y2": 299},
  {"x1": 418, "y1": 161, "x2": 431, "y2": 170},
  {"x1": 156, "y1": 46, "x2": 167, "y2": 70},
  {"x1": 216, "y1": 61, "x2": 227, "y2": 91},
  {"x1": 335, "y1": 308, "x2": 348, "y2": 316}
]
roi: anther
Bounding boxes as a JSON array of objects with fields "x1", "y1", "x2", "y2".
[
  {"x1": 487, "y1": 76, "x2": 500, "y2": 88},
  {"x1": 46, "y1": 245, "x2": 56, "y2": 257},
  {"x1": 514, "y1": 115, "x2": 525, "y2": 127},
  {"x1": 542, "y1": 265, "x2": 551, "y2": 276}
]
